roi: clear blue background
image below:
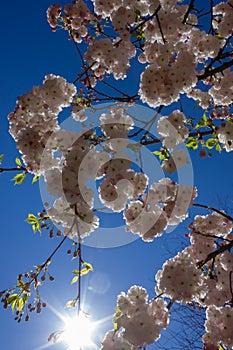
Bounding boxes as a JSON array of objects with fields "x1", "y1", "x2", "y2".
[{"x1": 0, "y1": 1, "x2": 232, "y2": 349}]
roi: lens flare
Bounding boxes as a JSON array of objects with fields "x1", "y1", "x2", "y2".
[{"x1": 60, "y1": 312, "x2": 95, "y2": 349}]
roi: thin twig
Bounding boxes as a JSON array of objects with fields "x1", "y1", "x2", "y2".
[
  {"x1": 229, "y1": 271, "x2": 233, "y2": 305},
  {"x1": 193, "y1": 203, "x2": 233, "y2": 222},
  {"x1": 182, "y1": 0, "x2": 195, "y2": 24},
  {"x1": 208, "y1": 0, "x2": 214, "y2": 34},
  {"x1": 193, "y1": 230, "x2": 232, "y2": 243},
  {"x1": 155, "y1": 12, "x2": 166, "y2": 44},
  {"x1": 130, "y1": 5, "x2": 161, "y2": 34},
  {"x1": 0, "y1": 167, "x2": 27, "y2": 173},
  {"x1": 129, "y1": 105, "x2": 164, "y2": 138},
  {"x1": 74, "y1": 204, "x2": 82, "y2": 315},
  {"x1": 197, "y1": 240, "x2": 233, "y2": 268},
  {"x1": 100, "y1": 79, "x2": 130, "y2": 97}
]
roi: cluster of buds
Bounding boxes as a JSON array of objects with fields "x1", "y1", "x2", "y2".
[{"x1": 0, "y1": 261, "x2": 54, "y2": 322}]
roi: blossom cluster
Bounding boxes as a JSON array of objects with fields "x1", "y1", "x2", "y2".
[
  {"x1": 47, "y1": 0, "x2": 92, "y2": 41},
  {"x1": 124, "y1": 179, "x2": 197, "y2": 241},
  {"x1": 46, "y1": 0, "x2": 233, "y2": 112},
  {"x1": 100, "y1": 211, "x2": 232, "y2": 349},
  {"x1": 155, "y1": 211, "x2": 233, "y2": 348},
  {"x1": 157, "y1": 110, "x2": 192, "y2": 150},
  {"x1": 85, "y1": 36, "x2": 136, "y2": 82},
  {"x1": 101, "y1": 285, "x2": 169, "y2": 349},
  {"x1": 217, "y1": 120, "x2": 233, "y2": 152},
  {"x1": 8, "y1": 75, "x2": 76, "y2": 174},
  {"x1": 6, "y1": 1, "x2": 233, "y2": 349}
]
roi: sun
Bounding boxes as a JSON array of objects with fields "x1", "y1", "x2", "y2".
[{"x1": 60, "y1": 312, "x2": 96, "y2": 349}]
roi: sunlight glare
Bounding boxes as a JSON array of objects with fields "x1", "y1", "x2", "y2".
[{"x1": 61, "y1": 312, "x2": 95, "y2": 349}]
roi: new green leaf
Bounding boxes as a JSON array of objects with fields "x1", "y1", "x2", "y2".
[
  {"x1": 16, "y1": 297, "x2": 25, "y2": 311},
  {"x1": 186, "y1": 138, "x2": 199, "y2": 150},
  {"x1": 15, "y1": 157, "x2": 22, "y2": 167},
  {"x1": 32, "y1": 175, "x2": 40, "y2": 184},
  {"x1": 11, "y1": 173, "x2": 25, "y2": 185},
  {"x1": 83, "y1": 262, "x2": 94, "y2": 271},
  {"x1": 71, "y1": 276, "x2": 79, "y2": 284},
  {"x1": 206, "y1": 138, "x2": 217, "y2": 149},
  {"x1": 65, "y1": 299, "x2": 77, "y2": 308}
]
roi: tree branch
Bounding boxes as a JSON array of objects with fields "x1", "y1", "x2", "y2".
[
  {"x1": 193, "y1": 203, "x2": 233, "y2": 222},
  {"x1": 197, "y1": 59, "x2": 233, "y2": 81},
  {"x1": 197, "y1": 240, "x2": 233, "y2": 268},
  {"x1": 182, "y1": 0, "x2": 195, "y2": 24},
  {"x1": 0, "y1": 167, "x2": 27, "y2": 173},
  {"x1": 130, "y1": 5, "x2": 161, "y2": 33}
]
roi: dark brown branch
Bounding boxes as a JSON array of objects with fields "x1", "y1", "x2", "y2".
[
  {"x1": 204, "y1": 35, "x2": 233, "y2": 72},
  {"x1": 197, "y1": 59, "x2": 233, "y2": 81},
  {"x1": 229, "y1": 271, "x2": 233, "y2": 305},
  {"x1": 130, "y1": 5, "x2": 161, "y2": 33},
  {"x1": 31, "y1": 236, "x2": 67, "y2": 283},
  {"x1": 155, "y1": 12, "x2": 166, "y2": 44},
  {"x1": 197, "y1": 240, "x2": 233, "y2": 268},
  {"x1": 182, "y1": 0, "x2": 195, "y2": 24},
  {"x1": 219, "y1": 49, "x2": 233, "y2": 60},
  {"x1": 99, "y1": 79, "x2": 130, "y2": 97},
  {"x1": 140, "y1": 129, "x2": 214, "y2": 146},
  {"x1": 129, "y1": 105, "x2": 164, "y2": 139},
  {"x1": 74, "y1": 204, "x2": 82, "y2": 315},
  {"x1": 0, "y1": 167, "x2": 27, "y2": 173},
  {"x1": 208, "y1": 0, "x2": 214, "y2": 34},
  {"x1": 193, "y1": 230, "x2": 232, "y2": 243},
  {"x1": 70, "y1": 31, "x2": 93, "y2": 89},
  {"x1": 193, "y1": 203, "x2": 233, "y2": 222}
]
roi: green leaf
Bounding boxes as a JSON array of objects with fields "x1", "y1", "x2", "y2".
[
  {"x1": 206, "y1": 138, "x2": 217, "y2": 149},
  {"x1": 71, "y1": 264, "x2": 93, "y2": 283},
  {"x1": 195, "y1": 113, "x2": 208, "y2": 129},
  {"x1": 215, "y1": 143, "x2": 222, "y2": 153},
  {"x1": 80, "y1": 267, "x2": 92, "y2": 276},
  {"x1": 217, "y1": 33, "x2": 225, "y2": 40},
  {"x1": 7, "y1": 294, "x2": 18, "y2": 305},
  {"x1": 186, "y1": 138, "x2": 199, "y2": 150},
  {"x1": 71, "y1": 276, "x2": 79, "y2": 285},
  {"x1": 15, "y1": 157, "x2": 22, "y2": 167},
  {"x1": 16, "y1": 298, "x2": 25, "y2": 311},
  {"x1": 65, "y1": 299, "x2": 77, "y2": 308},
  {"x1": 152, "y1": 150, "x2": 166, "y2": 160},
  {"x1": 26, "y1": 213, "x2": 38, "y2": 224},
  {"x1": 32, "y1": 222, "x2": 41, "y2": 234},
  {"x1": 32, "y1": 175, "x2": 40, "y2": 184},
  {"x1": 11, "y1": 173, "x2": 25, "y2": 185},
  {"x1": 83, "y1": 262, "x2": 94, "y2": 271},
  {"x1": 0, "y1": 154, "x2": 3, "y2": 164},
  {"x1": 11, "y1": 299, "x2": 18, "y2": 313},
  {"x1": 26, "y1": 214, "x2": 41, "y2": 233},
  {"x1": 7, "y1": 294, "x2": 20, "y2": 313},
  {"x1": 22, "y1": 294, "x2": 28, "y2": 303}
]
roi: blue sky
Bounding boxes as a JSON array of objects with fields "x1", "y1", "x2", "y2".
[{"x1": 0, "y1": 1, "x2": 232, "y2": 350}]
